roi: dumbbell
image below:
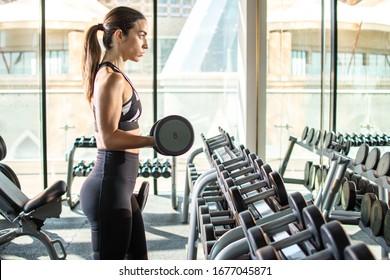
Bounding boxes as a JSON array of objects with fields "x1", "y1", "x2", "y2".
[
  {"x1": 363, "y1": 147, "x2": 381, "y2": 171},
  {"x1": 301, "y1": 126, "x2": 309, "y2": 142},
  {"x1": 247, "y1": 205, "x2": 326, "y2": 257},
  {"x1": 324, "y1": 131, "x2": 351, "y2": 154},
  {"x1": 85, "y1": 161, "x2": 95, "y2": 176},
  {"x1": 308, "y1": 164, "x2": 320, "y2": 190},
  {"x1": 256, "y1": 220, "x2": 351, "y2": 260},
  {"x1": 205, "y1": 132, "x2": 235, "y2": 153},
  {"x1": 134, "y1": 181, "x2": 149, "y2": 212},
  {"x1": 238, "y1": 192, "x2": 309, "y2": 258},
  {"x1": 73, "y1": 160, "x2": 87, "y2": 176},
  {"x1": 217, "y1": 153, "x2": 260, "y2": 182},
  {"x1": 370, "y1": 199, "x2": 389, "y2": 236},
  {"x1": 343, "y1": 242, "x2": 376, "y2": 260},
  {"x1": 230, "y1": 170, "x2": 289, "y2": 214},
  {"x1": 88, "y1": 136, "x2": 96, "y2": 147},
  {"x1": 383, "y1": 208, "x2": 390, "y2": 246},
  {"x1": 354, "y1": 143, "x2": 369, "y2": 165},
  {"x1": 305, "y1": 128, "x2": 316, "y2": 145},
  {"x1": 376, "y1": 151, "x2": 390, "y2": 177},
  {"x1": 303, "y1": 161, "x2": 313, "y2": 188},
  {"x1": 161, "y1": 160, "x2": 172, "y2": 178},
  {"x1": 360, "y1": 192, "x2": 378, "y2": 227},
  {"x1": 341, "y1": 180, "x2": 363, "y2": 211},
  {"x1": 150, "y1": 115, "x2": 194, "y2": 156},
  {"x1": 151, "y1": 158, "x2": 162, "y2": 178},
  {"x1": 140, "y1": 159, "x2": 152, "y2": 178},
  {"x1": 75, "y1": 136, "x2": 86, "y2": 147}
]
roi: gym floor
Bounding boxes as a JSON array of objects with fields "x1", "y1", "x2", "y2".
[{"x1": 0, "y1": 170, "x2": 386, "y2": 260}]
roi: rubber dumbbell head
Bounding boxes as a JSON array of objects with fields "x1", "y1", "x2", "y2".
[{"x1": 150, "y1": 115, "x2": 194, "y2": 156}]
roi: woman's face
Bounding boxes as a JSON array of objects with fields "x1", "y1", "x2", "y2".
[{"x1": 120, "y1": 19, "x2": 148, "y2": 62}]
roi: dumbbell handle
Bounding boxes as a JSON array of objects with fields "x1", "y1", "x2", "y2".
[
  {"x1": 242, "y1": 183, "x2": 274, "y2": 204},
  {"x1": 260, "y1": 212, "x2": 297, "y2": 235},
  {"x1": 271, "y1": 227, "x2": 313, "y2": 251}
]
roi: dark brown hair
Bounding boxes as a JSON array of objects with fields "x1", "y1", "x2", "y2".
[{"x1": 81, "y1": 6, "x2": 146, "y2": 104}]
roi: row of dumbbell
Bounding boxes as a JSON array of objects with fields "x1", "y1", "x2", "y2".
[
  {"x1": 237, "y1": 192, "x2": 375, "y2": 260},
  {"x1": 360, "y1": 192, "x2": 390, "y2": 247},
  {"x1": 302, "y1": 126, "x2": 390, "y2": 148},
  {"x1": 198, "y1": 141, "x2": 312, "y2": 259},
  {"x1": 338, "y1": 170, "x2": 384, "y2": 211},
  {"x1": 73, "y1": 136, "x2": 96, "y2": 148},
  {"x1": 139, "y1": 159, "x2": 172, "y2": 178},
  {"x1": 353, "y1": 143, "x2": 390, "y2": 177},
  {"x1": 72, "y1": 160, "x2": 95, "y2": 177},
  {"x1": 201, "y1": 128, "x2": 236, "y2": 158}
]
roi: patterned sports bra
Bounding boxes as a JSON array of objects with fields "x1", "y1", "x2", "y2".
[{"x1": 94, "y1": 61, "x2": 142, "y2": 132}]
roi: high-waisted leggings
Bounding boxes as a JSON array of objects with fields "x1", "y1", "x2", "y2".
[{"x1": 80, "y1": 150, "x2": 147, "y2": 260}]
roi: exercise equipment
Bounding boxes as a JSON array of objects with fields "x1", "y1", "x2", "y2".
[
  {"x1": 360, "y1": 192, "x2": 378, "y2": 227},
  {"x1": 150, "y1": 115, "x2": 194, "y2": 156},
  {"x1": 0, "y1": 136, "x2": 67, "y2": 259},
  {"x1": 247, "y1": 205, "x2": 326, "y2": 255},
  {"x1": 370, "y1": 199, "x2": 388, "y2": 236}
]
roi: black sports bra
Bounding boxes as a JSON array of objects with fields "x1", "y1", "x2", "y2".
[{"x1": 93, "y1": 62, "x2": 142, "y2": 132}]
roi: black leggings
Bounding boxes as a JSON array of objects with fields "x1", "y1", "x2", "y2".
[{"x1": 80, "y1": 150, "x2": 147, "y2": 260}]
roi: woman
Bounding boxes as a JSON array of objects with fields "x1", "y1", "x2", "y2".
[{"x1": 80, "y1": 6, "x2": 154, "y2": 260}]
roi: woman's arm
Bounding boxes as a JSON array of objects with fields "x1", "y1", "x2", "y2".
[{"x1": 94, "y1": 72, "x2": 154, "y2": 150}]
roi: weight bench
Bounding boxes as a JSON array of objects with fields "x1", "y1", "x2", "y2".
[{"x1": 0, "y1": 136, "x2": 67, "y2": 259}]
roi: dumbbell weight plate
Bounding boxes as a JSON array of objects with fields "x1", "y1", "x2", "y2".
[
  {"x1": 0, "y1": 135, "x2": 6, "y2": 160},
  {"x1": 344, "y1": 243, "x2": 376, "y2": 260},
  {"x1": 302, "y1": 205, "x2": 326, "y2": 250},
  {"x1": 383, "y1": 209, "x2": 390, "y2": 246},
  {"x1": 355, "y1": 144, "x2": 369, "y2": 165},
  {"x1": 268, "y1": 171, "x2": 289, "y2": 207},
  {"x1": 370, "y1": 199, "x2": 388, "y2": 236},
  {"x1": 306, "y1": 128, "x2": 315, "y2": 145},
  {"x1": 377, "y1": 152, "x2": 390, "y2": 177},
  {"x1": 303, "y1": 161, "x2": 313, "y2": 188},
  {"x1": 364, "y1": 147, "x2": 381, "y2": 171},
  {"x1": 255, "y1": 245, "x2": 280, "y2": 260},
  {"x1": 324, "y1": 131, "x2": 335, "y2": 149},
  {"x1": 320, "y1": 220, "x2": 351, "y2": 260},
  {"x1": 151, "y1": 115, "x2": 194, "y2": 156},
  {"x1": 360, "y1": 192, "x2": 377, "y2": 227},
  {"x1": 301, "y1": 126, "x2": 309, "y2": 141},
  {"x1": 341, "y1": 180, "x2": 356, "y2": 211}
]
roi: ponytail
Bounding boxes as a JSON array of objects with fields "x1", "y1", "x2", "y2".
[{"x1": 82, "y1": 24, "x2": 102, "y2": 105}]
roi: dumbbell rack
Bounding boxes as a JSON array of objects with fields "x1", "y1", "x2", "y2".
[
  {"x1": 66, "y1": 136, "x2": 178, "y2": 210},
  {"x1": 348, "y1": 164, "x2": 390, "y2": 258},
  {"x1": 66, "y1": 137, "x2": 97, "y2": 208},
  {"x1": 279, "y1": 134, "x2": 390, "y2": 258}
]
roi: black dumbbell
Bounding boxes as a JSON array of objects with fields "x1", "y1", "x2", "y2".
[
  {"x1": 88, "y1": 136, "x2": 96, "y2": 147},
  {"x1": 324, "y1": 131, "x2": 351, "y2": 154},
  {"x1": 217, "y1": 153, "x2": 260, "y2": 182},
  {"x1": 73, "y1": 160, "x2": 87, "y2": 176},
  {"x1": 370, "y1": 199, "x2": 389, "y2": 236},
  {"x1": 344, "y1": 242, "x2": 376, "y2": 260},
  {"x1": 341, "y1": 180, "x2": 363, "y2": 211},
  {"x1": 363, "y1": 147, "x2": 381, "y2": 171},
  {"x1": 247, "y1": 205, "x2": 326, "y2": 256},
  {"x1": 376, "y1": 151, "x2": 390, "y2": 177},
  {"x1": 239, "y1": 191, "x2": 309, "y2": 258},
  {"x1": 151, "y1": 158, "x2": 162, "y2": 178},
  {"x1": 303, "y1": 161, "x2": 313, "y2": 188},
  {"x1": 256, "y1": 220, "x2": 351, "y2": 260},
  {"x1": 301, "y1": 126, "x2": 309, "y2": 141},
  {"x1": 150, "y1": 115, "x2": 194, "y2": 156},
  {"x1": 354, "y1": 143, "x2": 369, "y2": 165},
  {"x1": 360, "y1": 192, "x2": 378, "y2": 227},
  {"x1": 140, "y1": 159, "x2": 152, "y2": 178},
  {"x1": 305, "y1": 128, "x2": 315, "y2": 145},
  {"x1": 383, "y1": 208, "x2": 390, "y2": 246},
  {"x1": 85, "y1": 161, "x2": 95, "y2": 176},
  {"x1": 161, "y1": 159, "x2": 172, "y2": 178}
]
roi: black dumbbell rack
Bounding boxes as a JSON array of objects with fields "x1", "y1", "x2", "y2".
[
  {"x1": 279, "y1": 131, "x2": 390, "y2": 258},
  {"x1": 66, "y1": 136, "x2": 178, "y2": 210},
  {"x1": 66, "y1": 136, "x2": 97, "y2": 208}
]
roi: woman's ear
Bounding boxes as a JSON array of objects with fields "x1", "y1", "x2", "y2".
[{"x1": 113, "y1": 29, "x2": 123, "y2": 42}]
